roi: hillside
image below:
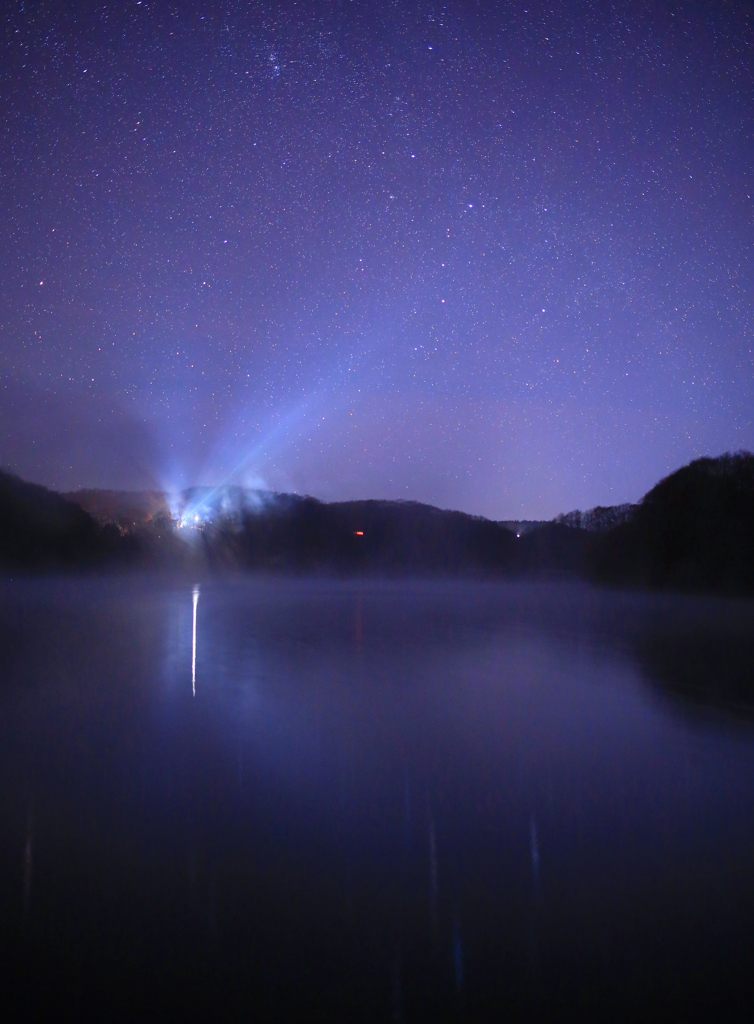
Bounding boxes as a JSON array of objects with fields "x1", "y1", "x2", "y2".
[
  {"x1": 591, "y1": 451, "x2": 754, "y2": 593},
  {"x1": 3, "y1": 452, "x2": 753, "y2": 590},
  {"x1": 0, "y1": 470, "x2": 128, "y2": 569}
]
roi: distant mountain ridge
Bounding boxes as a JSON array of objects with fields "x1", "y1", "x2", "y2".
[
  {"x1": 62, "y1": 488, "x2": 170, "y2": 529},
  {"x1": 2, "y1": 451, "x2": 753, "y2": 593}
]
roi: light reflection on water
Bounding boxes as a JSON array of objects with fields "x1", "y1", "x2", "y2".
[
  {"x1": 191, "y1": 583, "x2": 199, "y2": 697},
  {"x1": 0, "y1": 577, "x2": 753, "y2": 1020}
]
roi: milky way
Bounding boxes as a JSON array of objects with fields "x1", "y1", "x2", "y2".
[{"x1": 1, "y1": 0, "x2": 752, "y2": 517}]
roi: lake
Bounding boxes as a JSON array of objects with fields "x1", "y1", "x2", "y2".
[{"x1": 1, "y1": 576, "x2": 754, "y2": 1021}]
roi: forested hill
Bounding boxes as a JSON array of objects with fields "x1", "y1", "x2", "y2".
[
  {"x1": 225, "y1": 497, "x2": 518, "y2": 574},
  {"x1": 591, "y1": 451, "x2": 754, "y2": 593},
  {"x1": 0, "y1": 470, "x2": 130, "y2": 569},
  {"x1": 2, "y1": 451, "x2": 753, "y2": 592}
]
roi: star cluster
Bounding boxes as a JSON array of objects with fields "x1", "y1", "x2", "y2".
[{"x1": 1, "y1": 0, "x2": 752, "y2": 517}]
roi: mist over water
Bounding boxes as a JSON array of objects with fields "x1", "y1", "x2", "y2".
[{"x1": 1, "y1": 577, "x2": 754, "y2": 1020}]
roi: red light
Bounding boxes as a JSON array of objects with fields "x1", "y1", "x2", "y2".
[{"x1": 354, "y1": 531, "x2": 364, "y2": 536}]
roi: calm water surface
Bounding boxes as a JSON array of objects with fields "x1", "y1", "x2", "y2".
[{"x1": 1, "y1": 576, "x2": 754, "y2": 1021}]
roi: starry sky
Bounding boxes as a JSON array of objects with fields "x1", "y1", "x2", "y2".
[{"x1": 1, "y1": 0, "x2": 753, "y2": 519}]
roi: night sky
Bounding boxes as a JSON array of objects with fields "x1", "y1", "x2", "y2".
[{"x1": 1, "y1": 0, "x2": 752, "y2": 519}]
